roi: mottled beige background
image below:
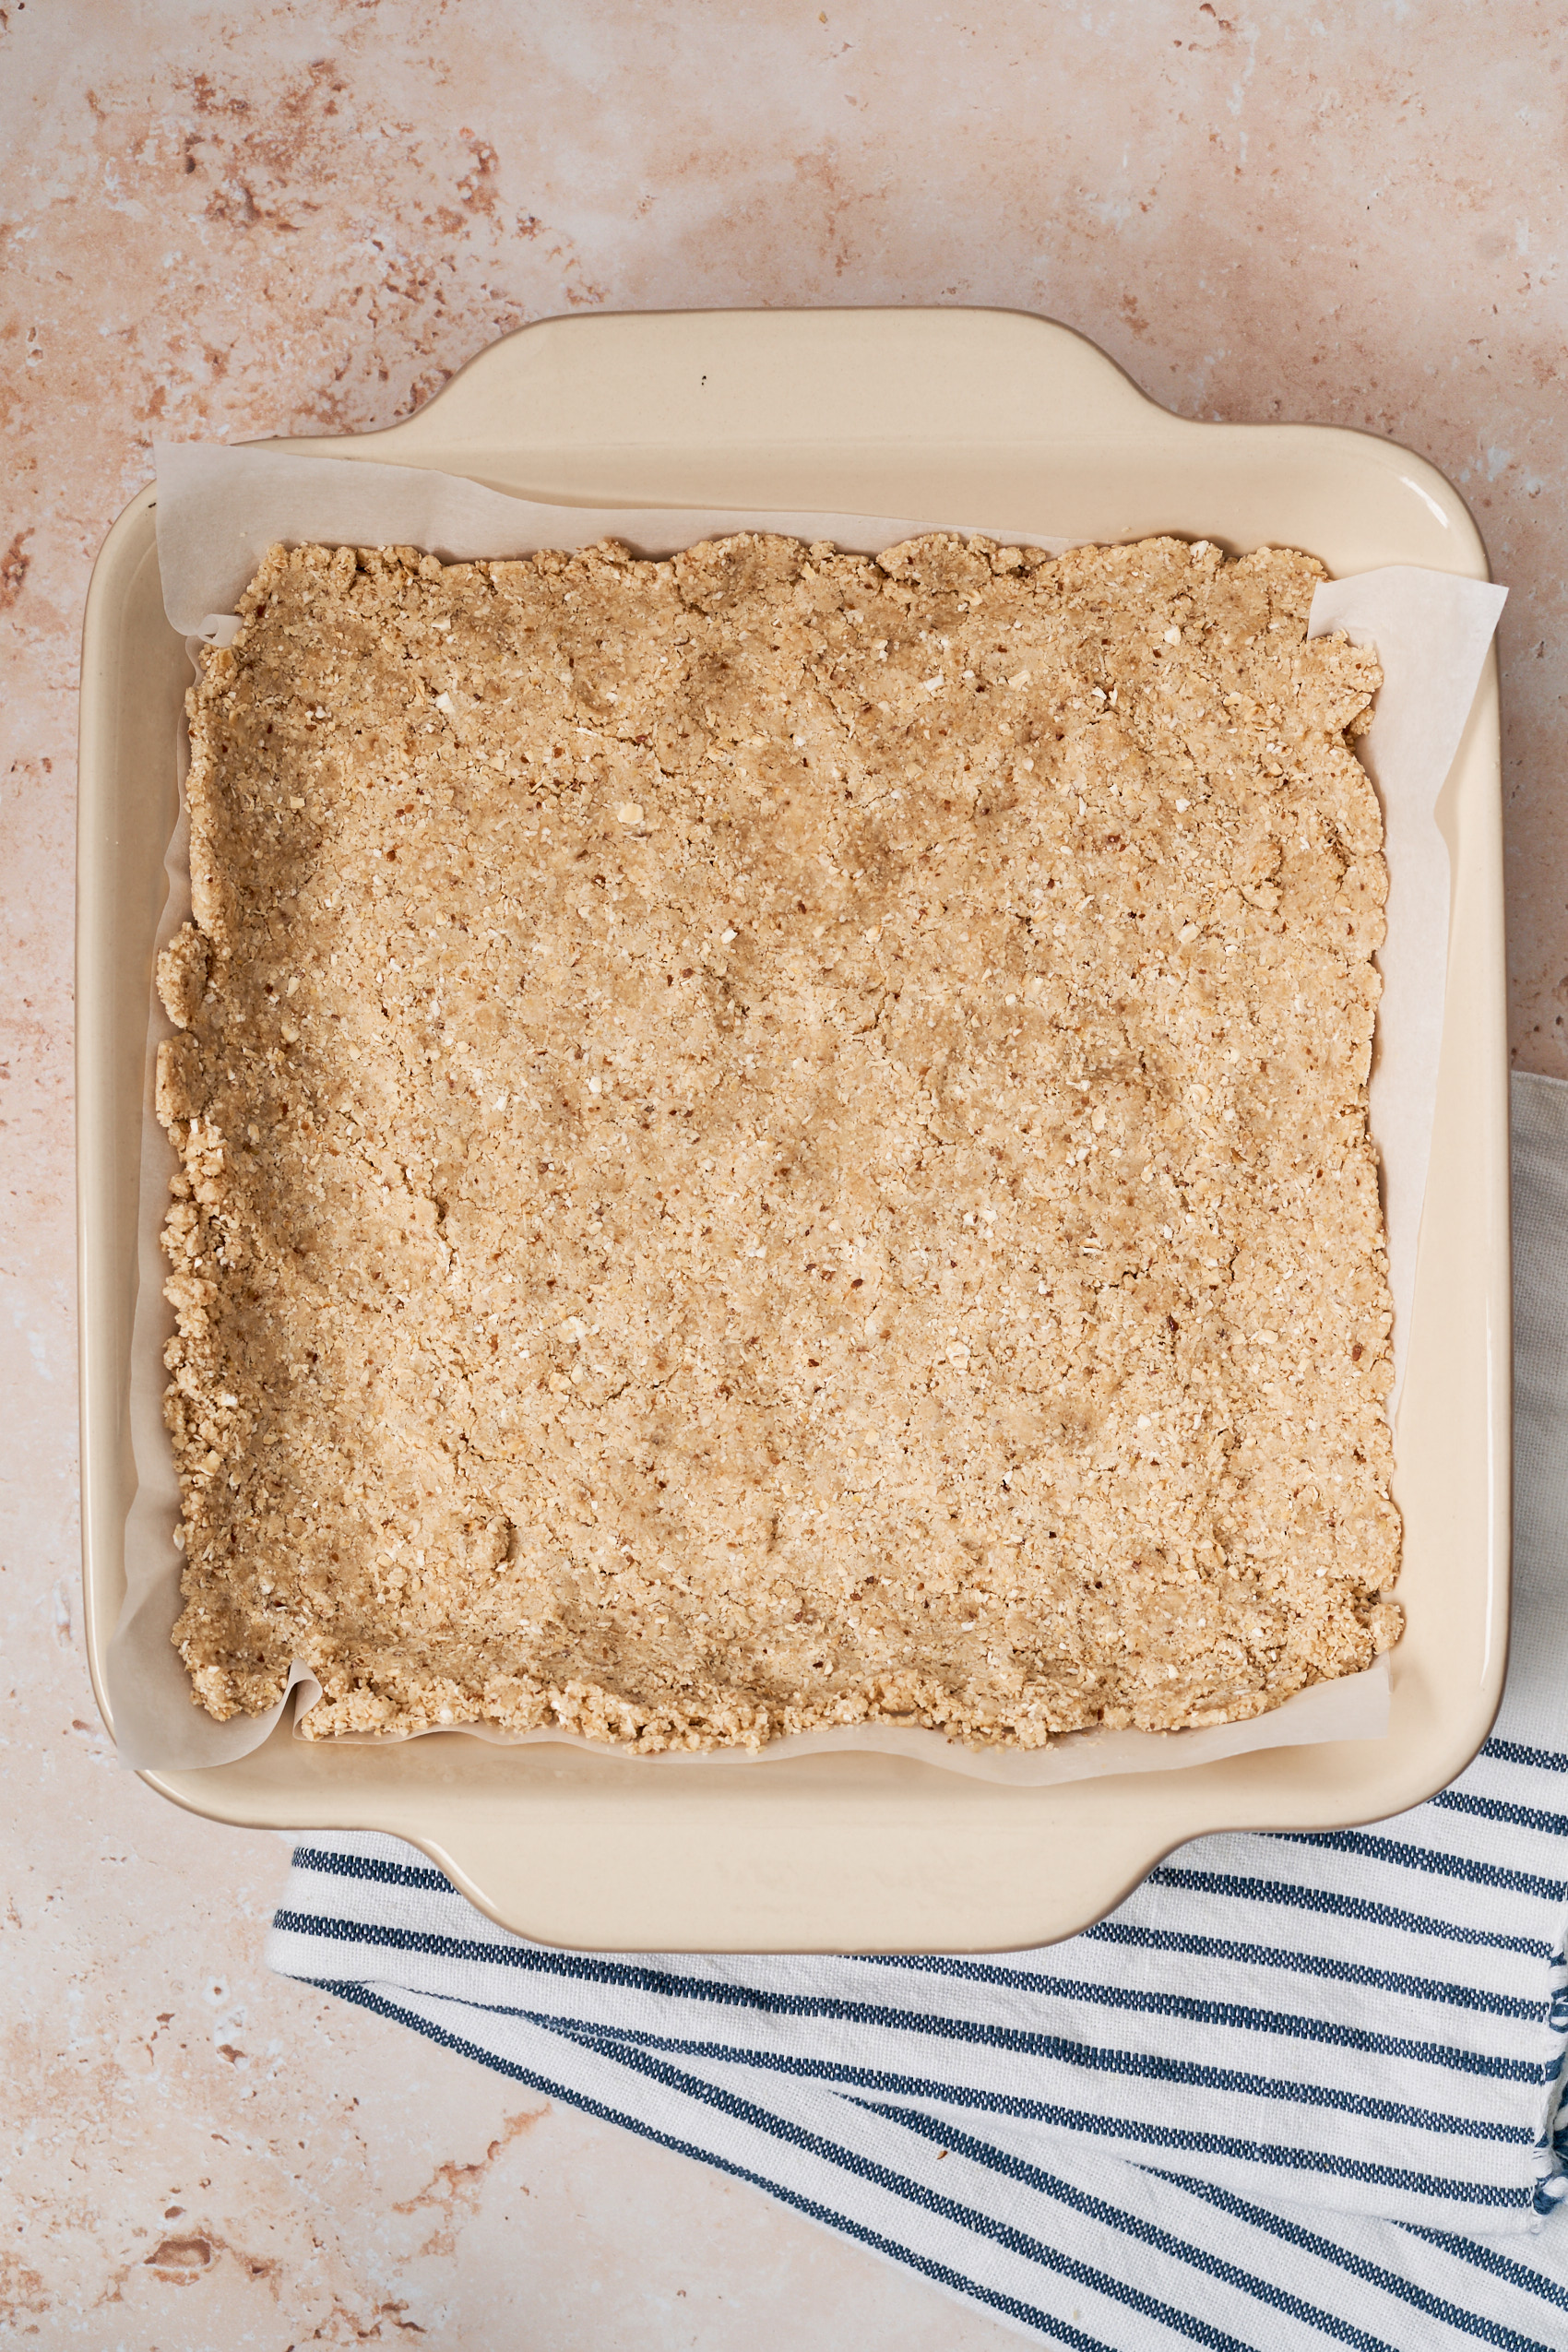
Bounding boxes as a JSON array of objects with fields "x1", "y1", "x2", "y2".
[{"x1": 4, "y1": 0, "x2": 1564, "y2": 2339}]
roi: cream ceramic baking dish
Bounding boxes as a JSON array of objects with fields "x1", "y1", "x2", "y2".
[{"x1": 77, "y1": 307, "x2": 1509, "y2": 1952}]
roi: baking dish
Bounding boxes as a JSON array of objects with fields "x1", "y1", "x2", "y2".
[{"x1": 78, "y1": 307, "x2": 1508, "y2": 1951}]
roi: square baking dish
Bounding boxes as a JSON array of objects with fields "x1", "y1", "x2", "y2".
[{"x1": 77, "y1": 307, "x2": 1508, "y2": 1952}]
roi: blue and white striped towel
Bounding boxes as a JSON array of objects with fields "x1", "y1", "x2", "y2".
[{"x1": 267, "y1": 1072, "x2": 1568, "y2": 2348}]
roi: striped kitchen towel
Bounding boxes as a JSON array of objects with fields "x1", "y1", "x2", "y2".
[{"x1": 267, "y1": 1072, "x2": 1568, "y2": 2349}]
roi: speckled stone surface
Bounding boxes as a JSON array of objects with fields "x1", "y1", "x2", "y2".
[{"x1": 5, "y1": 1, "x2": 1566, "y2": 2338}]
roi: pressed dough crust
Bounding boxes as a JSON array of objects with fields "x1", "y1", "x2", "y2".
[{"x1": 157, "y1": 529, "x2": 1402, "y2": 1751}]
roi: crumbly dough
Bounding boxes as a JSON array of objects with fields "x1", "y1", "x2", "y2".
[{"x1": 157, "y1": 529, "x2": 1402, "y2": 1751}]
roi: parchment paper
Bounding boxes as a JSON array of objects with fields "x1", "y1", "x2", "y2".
[
  {"x1": 1309, "y1": 568, "x2": 1508, "y2": 1394},
  {"x1": 108, "y1": 442, "x2": 1503, "y2": 1779}
]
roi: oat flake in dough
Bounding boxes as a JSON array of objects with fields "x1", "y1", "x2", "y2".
[{"x1": 156, "y1": 529, "x2": 1403, "y2": 1751}]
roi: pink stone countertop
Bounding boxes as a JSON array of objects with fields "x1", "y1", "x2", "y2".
[{"x1": 4, "y1": 1, "x2": 1565, "y2": 2339}]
